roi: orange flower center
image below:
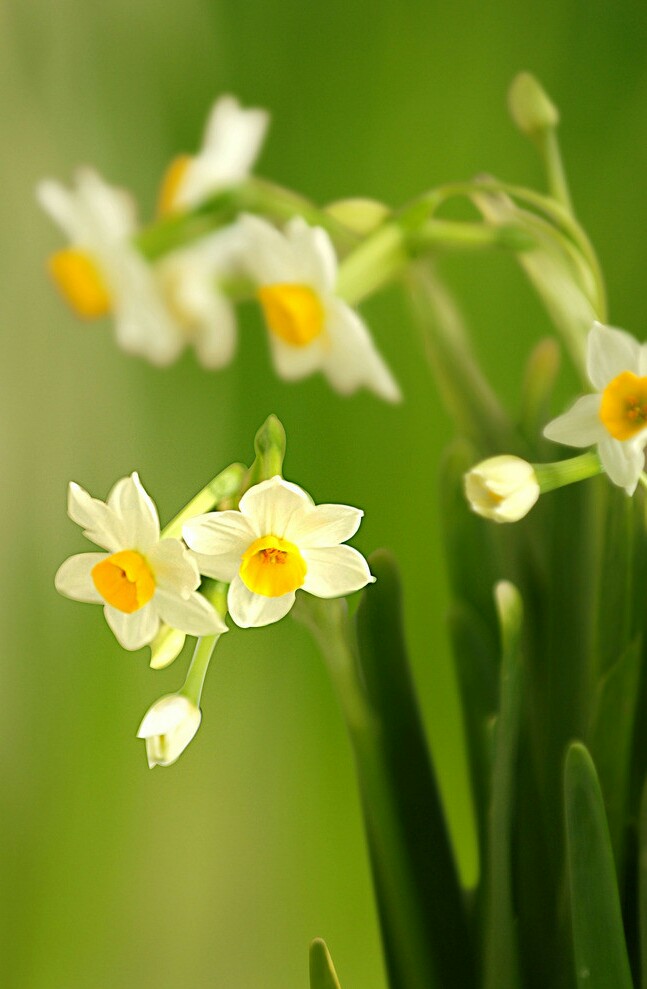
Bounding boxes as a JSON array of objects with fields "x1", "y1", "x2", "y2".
[
  {"x1": 257, "y1": 284, "x2": 324, "y2": 347},
  {"x1": 157, "y1": 155, "x2": 192, "y2": 216},
  {"x1": 239, "y1": 535, "x2": 307, "y2": 597},
  {"x1": 599, "y1": 370, "x2": 647, "y2": 440},
  {"x1": 48, "y1": 248, "x2": 111, "y2": 319},
  {"x1": 92, "y1": 550, "x2": 156, "y2": 613}
]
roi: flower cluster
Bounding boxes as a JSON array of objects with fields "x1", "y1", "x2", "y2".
[
  {"x1": 38, "y1": 95, "x2": 399, "y2": 402},
  {"x1": 464, "y1": 321, "x2": 647, "y2": 522},
  {"x1": 55, "y1": 462, "x2": 374, "y2": 766}
]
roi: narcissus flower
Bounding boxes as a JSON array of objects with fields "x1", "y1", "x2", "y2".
[
  {"x1": 158, "y1": 94, "x2": 269, "y2": 215},
  {"x1": 137, "y1": 694, "x2": 201, "y2": 767},
  {"x1": 55, "y1": 473, "x2": 227, "y2": 650},
  {"x1": 464, "y1": 456, "x2": 540, "y2": 522},
  {"x1": 38, "y1": 168, "x2": 185, "y2": 365},
  {"x1": 239, "y1": 214, "x2": 401, "y2": 402},
  {"x1": 544, "y1": 322, "x2": 647, "y2": 494},
  {"x1": 183, "y1": 476, "x2": 375, "y2": 628},
  {"x1": 38, "y1": 168, "x2": 243, "y2": 369}
]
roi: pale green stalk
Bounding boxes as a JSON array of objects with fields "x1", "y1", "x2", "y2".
[
  {"x1": 180, "y1": 582, "x2": 228, "y2": 706},
  {"x1": 534, "y1": 452, "x2": 603, "y2": 493},
  {"x1": 161, "y1": 463, "x2": 245, "y2": 540}
]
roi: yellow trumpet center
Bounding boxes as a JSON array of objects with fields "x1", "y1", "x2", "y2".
[
  {"x1": 599, "y1": 370, "x2": 647, "y2": 440},
  {"x1": 157, "y1": 154, "x2": 192, "y2": 216},
  {"x1": 239, "y1": 535, "x2": 307, "y2": 598},
  {"x1": 48, "y1": 249, "x2": 111, "y2": 319},
  {"x1": 257, "y1": 284, "x2": 325, "y2": 347},
  {"x1": 92, "y1": 550, "x2": 156, "y2": 614}
]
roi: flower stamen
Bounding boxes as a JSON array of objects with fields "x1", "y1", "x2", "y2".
[
  {"x1": 599, "y1": 370, "x2": 647, "y2": 440},
  {"x1": 92, "y1": 550, "x2": 156, "y2": 613},
  {"x1": 257, "y1": 284, "x2": 325, "y2": 347},
  {"x1": 48, "y1": 248, "x2": 111, "y2": 318},
  {"x1": 157, "y1": 155, "x2": 192, "y2": 216},
  {"x1": 239, "y1": 534, "x2": 307, "y2": 597}
]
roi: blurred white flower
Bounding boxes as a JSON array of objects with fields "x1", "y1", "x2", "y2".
[
  {"x1": 38, "y1": 168, "x2": 243, "y2": 369},
  {"x1": 158, "y1": 94, "x2": 269, "y2": 215},
  {"x1": 240, "y1": 214, "x2": 401, "y2": 401},
  {"x1": 183, "y1": 475, "x2": 375, "y2": 628},
  {"x1": 55, "y1": 472, "x2": 227, "y2": 650},
  {"x1": 544, "y1": 321, "x2": 647, "y2": 494},
  {"x1": 137, "y1": 694, "x2": 201, "y2": 768},
  {"x1": 464, "y1": 455, "x2": 540, "y2": 522}
]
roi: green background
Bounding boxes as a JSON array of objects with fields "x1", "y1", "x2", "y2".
[{"x1": 3, "y1": 2, "x2": 647, "y2": 986}]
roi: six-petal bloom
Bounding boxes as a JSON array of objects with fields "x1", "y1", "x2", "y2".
[
  {"x1": 183, "y1": 476, "x2": 375, "y2": 628},
  {"x1": 137, "y1": 694, "x2": 202, "y2": 768},
  {"x1": 55, "y1": 473, "x2": 227, "y2": 650},
  {"x1": 544, "y1": 321, "x2": 647, "y2": 494},
  {"x1": 239, "y1": 214, "x2": 401, "y2": 402}
]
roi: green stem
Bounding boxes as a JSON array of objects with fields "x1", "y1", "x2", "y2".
[
  {"x1": 180, "y1": 582, "x2": 228, "y2": 706},
  {"x1": 534, "y1": 452, "x2": 603, "y2": 493},
  {"x1": 161, "y1": 462, "x2": 246, "y2": 540},
  {"x1": 540, "y1": 128, "x2": 573, "y2": 213}
]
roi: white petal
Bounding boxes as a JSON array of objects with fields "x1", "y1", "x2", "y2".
[
  {"x1": 107, "y1": 472, "x2": 160, "y2": 550},
  {"x1": 239, "y1": 214, "x2": 299, "y2": 284},
  {"x1": 598, "y1": 435, "x2": 646, "y2": 495},
  {"x1": 138, "y1": 694, "x2": 198, "y2": 737},
  {"x1": 302, "y1": 545, "x2": 375, "y2": 598},
  {"x1": 104, "y1": 602, "x2": 160, "y2": 650},
  {"x1": 543, "y1": 394, "x2": 604, "y2": 448},
  {"x1": 176, "y1": 97, "x2": 269, "y2": 209},
  {"x1": 74, "y1": 167, "x2": 137, "y2": 242},
  {"x1": 110, "y1": 248, "x2": 185, "y2": 367},
  {"x1": 36, "y1": 179, "x2": 81, "y2": 241},
  {"x1": 227, "y1": 575, "x2": 295, "y2": 628},
  {"x1": 587, "y1": 321, "x2": 642, "y2": 390},
  {"x1": 147, "y1": 539, "x2": 200, "y2": 595},
  {"x1": 67, "y1": 482, "x2": 126, "y2": 552},
  {"x1": 323, "y1": 299, "x2": 401, "y2": 402},
  {"x1": 154, "y1": 588, "x2": 228, "y2": 636},
  {"x1": 288, "y1": 503, "x2": 364, "y2": 548},
  {"x1": 55, "y1": 552, "x2": 107, "y2": 603},
  {"x1": 183, "y1": 511, "x2": 256, "y2": 579},
  {"x1": 285, "y1": 217, "x2": 338, "y2": 294},
  {"x1": 267, "y1": 332, "x2": 327, "y2": 381},
  {"x1": 238, "y1": 476, "x2": 314, "y2": 538}
]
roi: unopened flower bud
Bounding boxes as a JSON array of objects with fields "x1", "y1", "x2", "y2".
[
  {"x1": 464, "y1": 455, "x2": 540, "y2": 523},
  {"x1": 508, "y1": 72, "x2": 559, "y2": 138},
  {"x1": 137, "y1": 694, "x2": 202, "y2": 768}
]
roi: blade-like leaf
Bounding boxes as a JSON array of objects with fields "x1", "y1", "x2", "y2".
[
  {"x1": 353, "y1": 549, "x2": 475, "y2": 989},
  {"x1": 564, "y1": 742, "x2": 633, "y2": 989},
  {"x1": 309, "y1": 939, "x2": 342, "y2": 989},
  {"x1": 483, "y1": 582, "x2": 523, "y2": 989}
]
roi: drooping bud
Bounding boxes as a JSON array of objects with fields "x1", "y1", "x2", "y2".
[{"x1": 464, "y1": 455, "x2": 540, "y2": 523}]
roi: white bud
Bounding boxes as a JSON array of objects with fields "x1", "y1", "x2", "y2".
[
  {"x1": 464, "y1": 455, "x2": 540, "y2": 523},
  {"x1": 137, "y1": 695, "x2": 202, "y2": 768}
]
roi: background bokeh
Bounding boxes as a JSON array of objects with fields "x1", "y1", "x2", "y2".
[{"x1": 3, "y1": 2, "x2": 647, "y2": 986}]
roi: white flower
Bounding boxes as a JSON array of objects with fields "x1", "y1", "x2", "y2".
[
  {"x1": 38, "y1": 169, "x2": 244, "y2": 369},
  {"x1": 55, "y1": 472, "x2": 227, "y2": 650},
  {"x1": 183, "y1": 476, "x2": 375, "y2": 628},
  {"x1": 238, "y1": 214, "x2": 401, "y2": 401},
  {"x1": 137, "y1": 694, "x2": 201, "y2": 768},
  {"x1": 464, "y1": 456, "x2": 540, "y2": 522},
  {"x1": 544, "y1": 321, "x2": 647, "y2": 494},
  {"x1": 158, "y1": 94, "x2": 269, "y2": 215}
]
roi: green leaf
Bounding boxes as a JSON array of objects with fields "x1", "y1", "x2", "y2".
[
  {"x1": 353, "y1": 550, "x2": 475, "y2": 989},
  {"x1": 564, "y1": 742, "x2": 634, "y2": 989},
  {"x1": 589, "y1": 635, "x2": 643, "y2": 862},
  {"x1": 309, "y1": 939, "x2": 342, "y2": 989},
  {"x1": 638, "y1": 778, "x2": 647, "y2": 989},
  {"x1": 483, "y1": 582, "x2": 524, "y2": 989}
]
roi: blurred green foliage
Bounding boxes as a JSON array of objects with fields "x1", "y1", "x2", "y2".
[{"x1": 3, "y1": 1, "x2": 647, "y2": 986}]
